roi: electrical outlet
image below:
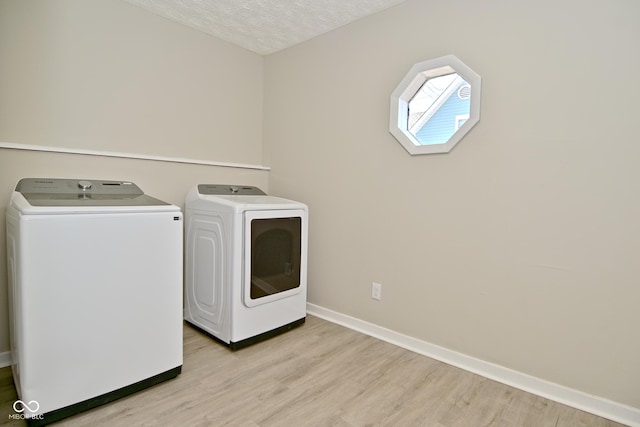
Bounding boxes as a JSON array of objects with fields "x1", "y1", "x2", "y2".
[{"x1": 372, "y1": 282, "x2": 382, "y2": 300}]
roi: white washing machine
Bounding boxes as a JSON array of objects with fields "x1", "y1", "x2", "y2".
[
  {"x1": 184, "y1": 184, "x2": 308, "y2": 350},
  {"x1": 5, "y1": 178, "x2": 183, "y2": 425}
]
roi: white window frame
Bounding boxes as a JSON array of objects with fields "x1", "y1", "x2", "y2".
[{"x1": 389, "y1": 55, "x2": 481, "y2": 155}]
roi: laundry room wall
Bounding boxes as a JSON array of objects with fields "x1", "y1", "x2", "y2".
[
  {"x1": 0, "y1": 0, "x2": 268, "y2": 357},
  {"x1": 263, "y1": 0, "x2": 640, "y2": 414}
]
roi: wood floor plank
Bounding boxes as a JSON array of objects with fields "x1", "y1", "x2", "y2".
[{"x1": 0, "y1": 315, "x2": 629, "y2": 426}]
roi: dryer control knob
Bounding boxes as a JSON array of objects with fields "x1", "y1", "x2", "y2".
[
  {"x1": 229, "y1": 186, "x2": 239, "y2": 193},
  {"x1": 78, "y1": 180, "x2": 93, "y2": 191}
]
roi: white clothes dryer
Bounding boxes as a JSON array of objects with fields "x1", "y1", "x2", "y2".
[
  {"x1": 5, "y1": 178, "x2": 183, "y2": 425},
  {"x1": 184, "y1": 184, "x2": 308, "y2": 349}
]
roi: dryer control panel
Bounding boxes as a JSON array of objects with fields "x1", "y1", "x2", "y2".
[{"x1": 197, "y1": 184, "x2": 266, "y2": 196}]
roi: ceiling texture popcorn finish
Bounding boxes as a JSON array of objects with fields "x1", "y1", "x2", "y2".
[{"x1": 122, "y1": 0, "x2": 407, "y2": 55}]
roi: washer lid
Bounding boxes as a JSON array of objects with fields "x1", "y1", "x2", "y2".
[{"x1": 15, "y1": 178, "x2": 170, "y2": 207}]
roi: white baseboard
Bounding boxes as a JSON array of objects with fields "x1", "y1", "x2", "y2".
[
  {"x1": 0, "y1": 351, "x2": 12, "y2": 368},
  {"x1": 307, "y1": 303, "x2": 640, "y2": 427}
]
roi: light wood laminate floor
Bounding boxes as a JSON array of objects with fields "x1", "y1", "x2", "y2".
[{"x1": 0, "y1": 315, "x2": 627, "y2": 426}]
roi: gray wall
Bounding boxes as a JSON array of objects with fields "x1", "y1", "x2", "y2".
[
  {"x1": 0, "y1": 0, "x2": 268, "y2": 357},
  {"x1": 263, "y1": 0, "x2": 640, "y2": 409}
]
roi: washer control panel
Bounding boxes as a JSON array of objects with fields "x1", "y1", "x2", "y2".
[
  {"x1": 16, "y1": 178, "x2": 143, "y2": 196},
  {"x1": 14, "y1": 178, "x2": 168, "y2": 207}
]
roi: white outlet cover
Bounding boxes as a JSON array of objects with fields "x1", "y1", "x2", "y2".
[{"x1": 372, "y1": 282, "x2": 382, "y2": 300}]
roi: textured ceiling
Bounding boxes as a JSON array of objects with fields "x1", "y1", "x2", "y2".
[{"x1": 123, "y1": 0, "x2": 407, "y2": 55}]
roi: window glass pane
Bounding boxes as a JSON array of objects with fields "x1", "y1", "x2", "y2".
[{"x1": 407, "y1": 73, "x2": 471, "y2": 145}]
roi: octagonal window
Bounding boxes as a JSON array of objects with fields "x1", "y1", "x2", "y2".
[{"x1": 390, "y1": 55, "x2": 481, "y2": 155}]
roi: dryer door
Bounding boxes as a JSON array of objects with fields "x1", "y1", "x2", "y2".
[{"x1": 243, "y1": 209, "x2": 306, "y2": 308}]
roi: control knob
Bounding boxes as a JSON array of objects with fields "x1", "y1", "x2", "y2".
[{"x1": 78, "y1": 180, "x2": 93, "y2": 191}]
